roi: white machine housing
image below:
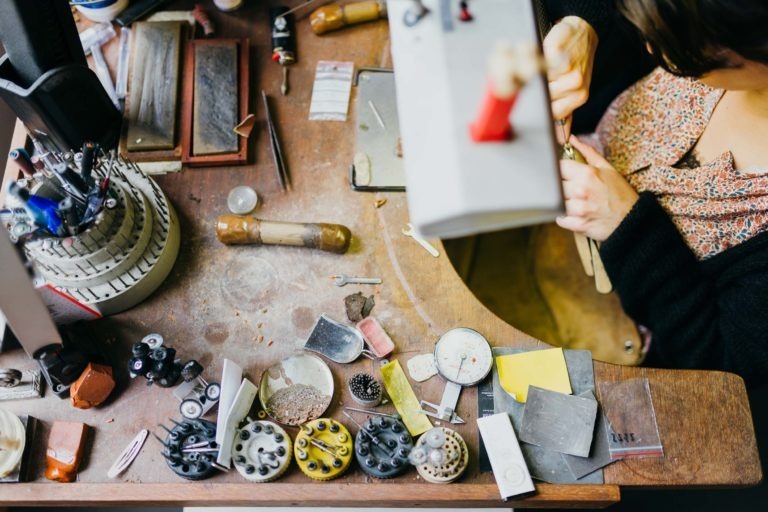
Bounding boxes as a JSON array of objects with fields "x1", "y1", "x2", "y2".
[{"x1": 388, "y1": 0, "x2": 563, "y2": 239}]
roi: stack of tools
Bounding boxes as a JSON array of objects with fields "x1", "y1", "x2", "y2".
[{"x1": 2, "y1": 139, "x2": 180, "y2": 316}]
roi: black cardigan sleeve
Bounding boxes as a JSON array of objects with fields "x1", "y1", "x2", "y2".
[
  {"x1": 599, "y1": 191, "x2": 768, "y2": 387},
  {"x1": 543, "y1": 0, "x2": 616, "y2": 39}
]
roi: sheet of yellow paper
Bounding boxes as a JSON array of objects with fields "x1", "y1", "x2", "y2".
[
  {"x1": 380, "y1": 360, "x2": 433, "y2": 436},
  {"x1": 496, "y1": 347, "x2": 572, "y2": 403}
]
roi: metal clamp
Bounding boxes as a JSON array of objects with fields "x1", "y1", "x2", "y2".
[{"x1": 418, "y1": 400, "x2": 466, "y2": 424}]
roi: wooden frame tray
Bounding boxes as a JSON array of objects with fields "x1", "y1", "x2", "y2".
[
  {"x1": 180, "y1": 38, "x2": 250, "y2": 167},
  {"x1": 120, "y1": 21, "x2": 188, "y2": 163}
]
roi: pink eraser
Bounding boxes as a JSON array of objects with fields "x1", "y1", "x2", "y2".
[{"x1": 356, "y1": 317, "x2": 395, "y2": 358}]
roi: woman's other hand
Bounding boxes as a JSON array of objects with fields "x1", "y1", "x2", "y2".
[
  {"x1": 557, "y1": 138, "x2": 639, "y2": 241},
  {"x1": 544, "y1": 16, "x2": 598, "y2": 136}
]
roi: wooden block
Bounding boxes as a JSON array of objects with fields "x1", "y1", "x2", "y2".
[
  {"x1": 126, "y1": 21, "x2": 183, "y2": 151},
  {"x1": 192, "y1": 41, "x2": 239, "y2": 156},
  {"x1": 45, "y1": 421, "x2": 88, "y2": 483},
  {"x1": 181, "y1": 39, "x2": 249, "y2": 167},
  {"x1": 70, "y1": 363, "x2": 116, "y2": 409}
]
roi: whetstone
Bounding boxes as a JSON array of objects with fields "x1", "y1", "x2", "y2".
[
  {"x1": 127, "y1": 21, "x2": 183, "y2": 151},
  {"x1": 192, "y1": 41, "x2": 239, "y2": 155}
]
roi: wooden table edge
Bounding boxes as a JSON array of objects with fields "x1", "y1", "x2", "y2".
[{"x1": 0, "y1": 482, "x2": 621, "y2": 509}]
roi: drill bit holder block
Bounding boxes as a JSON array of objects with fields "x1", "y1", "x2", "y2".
[
  {"x1": 354, "y1": 415, "x2": 413, "y2": 479},
  {"x1": 22, "y1": 156, "x2": 180, "y2": 316},
  {"x1": 232, "y1": 419, "x2": 292, "y2": 482},
  {"x1": 294, "y1": 418, "x2": 353, "y2": 481},
  {"x1": 159, "y1": 418, "x2": 219, "y2": 481},
  {"x1": 409, "y1": 427, "x2": 469, "y2": 484}
]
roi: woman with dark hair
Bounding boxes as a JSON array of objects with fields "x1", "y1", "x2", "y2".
[{"x1": 554, "y1": 0, "x2": 768, "y2": 386}]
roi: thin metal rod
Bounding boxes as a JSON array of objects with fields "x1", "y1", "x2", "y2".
[
  {"x1": 344, "y1": 407, "x2": 400, "y2": 419},
  {"x1": 278, "y1": 0, "x2": 324, "y2": 19}
]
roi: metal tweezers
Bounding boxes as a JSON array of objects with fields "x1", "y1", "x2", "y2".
[{"x1": 261, "y1": 90, "x2": 290, "y2": 192}]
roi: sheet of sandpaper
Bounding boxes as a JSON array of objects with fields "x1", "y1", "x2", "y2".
[
  {"x1": 380, "y1": 360, "x2": 433, "y2": 436},
  {"x1": 496, "y1": 347, "x2": 573, "y2": 402},
  {"x1": 491, "y1": 347, "x2": 603, "y2": 484}
]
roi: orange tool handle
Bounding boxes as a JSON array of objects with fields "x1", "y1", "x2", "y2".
[{"x1": 310, "y1": 1, "x2": 387, "y2": 35}]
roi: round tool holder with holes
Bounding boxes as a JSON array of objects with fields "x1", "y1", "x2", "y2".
[
  {"x1": 294, "y1": 418, "x2": 353, "y2": 481},
  {"x1": 23, "y1": 156, "x2": 180, "y2": 315},
  {"x1": 354, "y1": 415, "x2": 413, "y2": 479},
  {"x1": 161, "y1": 419, "x2": 218, "y2": 481},
  {"x1": 232, "y1": 419, "x2": 292, "y2": 482},
  {"x1": 409, "y1": 427, "x2": 469, "y2": 484}
]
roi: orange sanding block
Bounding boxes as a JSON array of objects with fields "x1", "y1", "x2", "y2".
[
  {"x1": 70, "y1": 363, "x2": 116, "y2": 409},
  {"x1": 45, "y1": 421, "x2": 89, "y2": 482}
]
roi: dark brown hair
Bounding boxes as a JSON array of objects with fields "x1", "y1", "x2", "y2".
[{"x1": 619, "y1": 0, "x2": 768, "y2": 77}]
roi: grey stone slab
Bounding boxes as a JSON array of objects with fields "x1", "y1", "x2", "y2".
[
  {"x1": 192, "y1": 41, "x2": 239, "y2": 156},
  {"x1": 562, "y1": 406, "x2": 614, "y2": 480},
  {"x1": 519, "y1": 386, "x2": 598, "y2": 457}
]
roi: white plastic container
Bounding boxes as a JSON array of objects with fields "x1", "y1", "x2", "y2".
[
  {"x1": 74, "y1": 0, "x2": 129, "y2": 22},
  {"x1": 213, "y1": 0, "x2": 244, "y2": 12}
]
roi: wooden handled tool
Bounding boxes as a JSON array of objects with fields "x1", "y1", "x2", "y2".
[
  {"x1": 560, "y1": 127, "x2": 613, "y2": 294},
  {"x1": 216, "y1": 215, "x2": 352, "y2": 254},
  {"x1": 310, "y1": 1, "x2": 387, "y2": 35}
]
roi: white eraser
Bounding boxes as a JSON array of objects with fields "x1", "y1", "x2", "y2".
[{"x1": 477, "y1": 412, "x2": 535, "y2": 501}]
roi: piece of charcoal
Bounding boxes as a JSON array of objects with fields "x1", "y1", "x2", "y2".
[
  {"x1": 362, "y1": 295, "x2": 375, "y2": 318},
  {"x1": 344, "y1": 292, "x2": 375, "y2": 322}
]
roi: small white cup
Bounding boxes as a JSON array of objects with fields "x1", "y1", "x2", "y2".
[
  {"x1": 74, "y1": 0, "x2": 129, "y2": 22},
  {"x1": 213, "y1": 0, "x2": 244, "y2": 11}
]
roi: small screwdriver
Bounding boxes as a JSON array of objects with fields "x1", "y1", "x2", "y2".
[
  {"x1": 342, "y1": 411, "x2": 393, "y2": 457},
  {"x1": 270, "y1": 5, "x2": 297, "y2": 95}
]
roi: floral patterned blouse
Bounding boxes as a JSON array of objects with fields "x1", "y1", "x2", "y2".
[{"x1": 594, "y1": 68, "x2": 768, "y2": 260}]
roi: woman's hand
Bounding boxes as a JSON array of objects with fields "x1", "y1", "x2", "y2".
[
  {"x1": 544, "y1": 16, "x2": 598, "y2": 136},
  {"x1": 556, "y1": 138, "x2": 639, "y2": 241}
]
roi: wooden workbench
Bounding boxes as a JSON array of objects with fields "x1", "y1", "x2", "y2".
[{"x1": 0, "y1": 1, "x2": 761, "y2": 507}]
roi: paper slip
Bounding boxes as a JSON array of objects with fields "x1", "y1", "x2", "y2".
[{"x1": 308, "y1": 61, "x2": 354, "y2": 121}]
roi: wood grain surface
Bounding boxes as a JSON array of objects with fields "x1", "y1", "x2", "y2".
[{"x1": 0, "y1": 0, "x2": 761, "y2": 507}]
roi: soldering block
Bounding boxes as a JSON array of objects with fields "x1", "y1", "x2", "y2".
[
  {"x1": 70, "y1": 363, "x2": 116, "y2": 409},
  {"x1": 45, "y1": 421, "x2": 89, "y2": 482}
]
